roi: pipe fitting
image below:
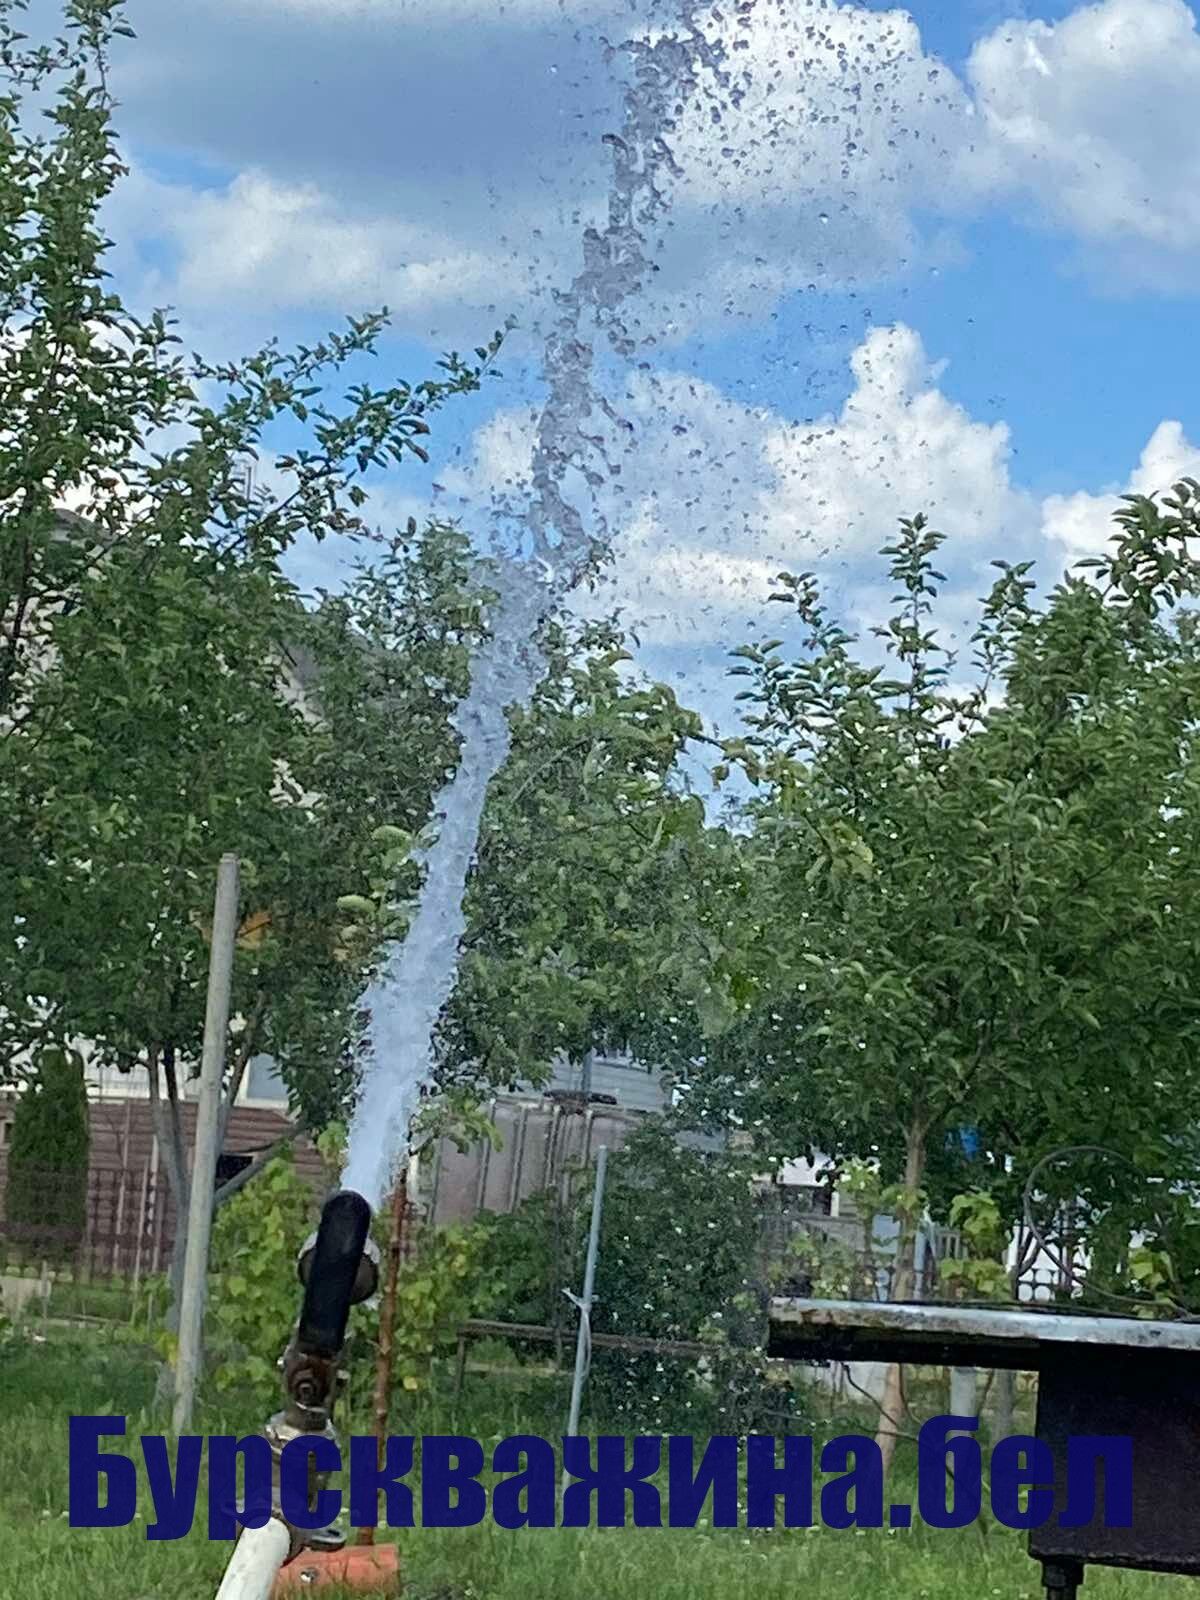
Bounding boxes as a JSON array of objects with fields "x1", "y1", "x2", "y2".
[{"x1": 263, "y1": 1412, "x2": 346, "y2": 1563}]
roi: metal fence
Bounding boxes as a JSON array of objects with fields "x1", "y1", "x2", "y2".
[
  {"x1": 0, "y1": 1135, "x2": 1084, "y2": 1315},
  {"x1": 422, "y1": 1096, "x2": 652, "y2": 1227}
]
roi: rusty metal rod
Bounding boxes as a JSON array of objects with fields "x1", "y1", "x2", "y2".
[{"x1": 358, "y1": 1169, "x2": 409, "y2": 1548}]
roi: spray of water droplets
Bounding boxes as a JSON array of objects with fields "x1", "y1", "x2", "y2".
[{"x1": 341, "y1": 2, "x2": 735, "y2": 1209}]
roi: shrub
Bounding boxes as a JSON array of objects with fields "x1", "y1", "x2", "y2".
[
  {"x1": 467, "y1": 1122, "x2": 812, "y2": 1432},
  {"x1": 206, "y1": 1152, "x2": 484, "y2": 1409},
  {"x1": 586, "y1": 1123, "x2": 794, "y2": 1430},
  {"x1": 5, "y1": 1047, "x2": 89, "y2": 1267},
  {"x1": 208, "y1": 1154, "x2": 318, "y2": 1393}
]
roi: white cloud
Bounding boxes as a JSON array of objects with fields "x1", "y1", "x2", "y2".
[
  {"x1": 103, "y1": 0, "x2": 987, "y2": 350},
  {"x1": 1042, "y1": 419, "x2": 1200, "y2": 560},
  {"x1": 100, "y1": 0, "x2": 1200, "y2": 348},
  {"x1": 615, "y1": 323, "x2": 1030, "y2": 653},
  {"x1": 110, "y1": 164, "x2": 545, "y2": 347},
  {"x1": 438, "y1": 322, "x2": 1032, "y2": 661},
  {"x1": 625, "y1": 2, "x2": 984, "y2": 332},
  {"x1": 51, "y1": 299, "x2": 1198, "y2": 737},
  {"x1": 82, "y1": 0, "x2": 1200, "y2": 736},
  {"x1": 679, "y1": 2, "x2": 974, "y2": 203},
  {"x1": 291, "y1": 316, "x2": 1198, "y2": 734},
  {"x1": 227, "y1": 0, "x2": 614, "y2": 15},
  {"x1": 761, "y1": 325, "x2": 1025, "y2": 561},
  {"x1": 966, "y1": 0, "x2": 1200, "y2": 289}
]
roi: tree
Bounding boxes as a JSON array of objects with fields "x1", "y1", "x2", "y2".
[
  {"x1": 585, "y1": 1121, "x2": 800, "y2": 1433},
  {"x1": 0, "y1": 0, "x2": 730, "y2": 1317},
  {"x1": 0, "y1": 1, "x2": 505, "y2": 1314},
  {"x1": 5, "y1": 1045, "x2": 89, "y2": 1266},
  {"x1": 2, "y1": 517, "x2": 503, "y2": 1319},
  {"x1": 272, "y1": 520, "x2": 495, "y2": 1128},
  {"x1": 0, "y1": 1, "x2": 495, "y2": 739},
  {"x1": 699, "y1": 487, "x2": 1200, "y2": 1463},
  {"x1": 5, "y1": 531, "x2": 308, "y2": 1305},
  {"x1": 431, "y1": 613, "x2": 735, "y2": 1093}
]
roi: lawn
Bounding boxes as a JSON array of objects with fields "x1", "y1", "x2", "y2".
[{"x1": 0, "y1": 1325, "x2": 1192, "y2": 1600}]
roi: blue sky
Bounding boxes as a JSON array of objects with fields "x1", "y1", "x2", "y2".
[{"x1": 74, "y1": 0, "x2": 1200, "y2": 736}]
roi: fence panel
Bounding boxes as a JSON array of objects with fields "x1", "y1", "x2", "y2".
[{"x1": 0, "y1": 1162, "x2": 170, "y2": 1283}]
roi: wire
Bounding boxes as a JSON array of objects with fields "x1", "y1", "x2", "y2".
[
  {"x1": 1020, "y1": 1143, "x2": 1198, "y2": 1320},
  {"x1": 837, "y1": 1362, "x2": 920, "y2": 1443}
]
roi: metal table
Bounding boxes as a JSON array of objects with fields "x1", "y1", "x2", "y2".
[{"x1": 767, "y1": 1297, "x2": 1200, "y2": 1595}]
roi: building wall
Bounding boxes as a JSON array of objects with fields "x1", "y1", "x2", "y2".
[
  {"x1": 0, "y1": 1072, "x2": 326, "y2": 1274},
  {"x1": 419, "y1": 1095, "x2": 651, "y2": 1228},
  {"x1": 76, "y1": 1049, "x2": 294, "y2": 1110},
  {"x1": 529, "y1": 1050, "x2": 669, "y2": 1115}
]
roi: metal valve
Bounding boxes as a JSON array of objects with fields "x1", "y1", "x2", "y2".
[{"x1": 296, "y1": 1219, "x2": 380, "y2": 1309}]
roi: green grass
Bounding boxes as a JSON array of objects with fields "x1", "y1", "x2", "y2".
[
  {"x1": 1, "y1": 1260, "x2": 167, "y2": 1327},
  {"x1": 0, "y1": 1326, "x2": 1193, "y2": 1600}
]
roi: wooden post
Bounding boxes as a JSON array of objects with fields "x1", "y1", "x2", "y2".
[
  {"x1": 112, "y1": 1167, "x2": 128, "y2": 1277},
  {"x1": 454, "y1": 1334, "x2": 468, "y2": 1397},
  {"x1": 358, "y1": 1169, "x2": 409, "y2": 1548},
  {"x1": 132, "y1": 1161, "x2": 150, "y2": 1300}
]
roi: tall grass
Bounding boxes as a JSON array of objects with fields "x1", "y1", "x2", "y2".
[{"x1": 0, "y1": 1328, "x2": 1189, "y2": 1600}]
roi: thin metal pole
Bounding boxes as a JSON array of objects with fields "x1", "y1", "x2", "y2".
[
  {"x1": 172, "y1": 853, "x2": 240, "y2": 1433},
  {"x1": 563, "y1": 1144, "x2": 608, "y2": 1494}
]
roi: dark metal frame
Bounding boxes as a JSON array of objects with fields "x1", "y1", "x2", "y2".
[{"x1": 768, "y1": 1297, "x2": 1200, "y2": 1596}]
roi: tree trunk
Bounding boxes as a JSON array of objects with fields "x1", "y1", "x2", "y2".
[
  {"x1": 153, "y1": 1003, "x2": 268, "y2": 1324},
  {"x1": 147, "y1": 1049, "x2": 186, "y2": 1316},
  {"x1": 875, "y1": 1116, "x2": 926, "y2": 1471},
  {"x1": 217, "y1": 990, "x2": 266, "y2": 1152},
  {"x1": 950, "y1": 1365, "x2": 977, "y2": 1418},
  {"x1": 993, "y1": 1367, "x2": 1016, "y2": 1442},
  {"x1": 147, "y1": 1045, "x2": 187, "y2": 1402}
]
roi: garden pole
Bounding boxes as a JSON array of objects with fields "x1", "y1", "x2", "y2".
[
  {"x1": 562, "y1": 1145, "x2": 608, "y2": 1498},
  {"x1": 172, "y1": 852, "x2": 239, "y2": 1433},
  {"x1": 358, "y1": 1166, "x2": 409, "y2": 1548}
]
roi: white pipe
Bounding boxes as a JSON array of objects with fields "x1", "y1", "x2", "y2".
[{"x1": 214, "y1": 1518, "x2": 292, "y2": 1600}]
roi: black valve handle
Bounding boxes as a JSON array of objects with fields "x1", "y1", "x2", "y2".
[{"x1": 295, "y1": 1189, "x2": 372, "y2": 1357}]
